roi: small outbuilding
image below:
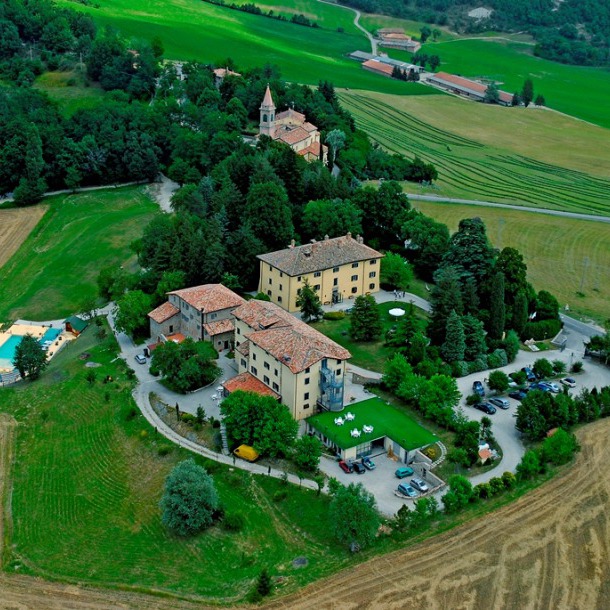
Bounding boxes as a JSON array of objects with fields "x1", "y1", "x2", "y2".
[{"x1": 64, "y1": 315, "x2": 88, "y2": 336}]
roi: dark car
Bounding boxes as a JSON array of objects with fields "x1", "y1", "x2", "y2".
[
  {"x1": 475, "y1": 402, "x2": 497, "y2": 415},
  {"x1": 521, "y1": 367, "x2": 537, "y2": 382},
  {"x1": 530, "y1": 382, "x2": 551, "y2": 393},
  {"x1": 509, "y1": 390, "x2": 527, "y2": 401},
  {"x1": 489, "y1": 397, "x2": 510, "y2": 410},
  {"x1": 353, "y1": 462, "x2": 366, "y2": 474},
  {"x1": 472, "y1": 380, "x2": 485, "y2": 397},
  {"x1": 338, "y1": 460, "x2": 353, "y2": 474},
  {"x1": 362, "y1": 456, "x2": 376, "y2": 470}
]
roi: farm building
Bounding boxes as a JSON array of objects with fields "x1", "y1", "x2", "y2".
[
  {"x1": 427, "y1": 72, "x2": 513, "y2": 105},
  {"x1": 362, "y1": 58, "x2": 422, "y2": 79},
  {"x1": 377, "y1": 28, "x2": 421, "y2": 53},
  {"x1": 362, "y1": 59, "x2": 394, "y2": 78},
  {"x1": 259, "y1": 85, "x2": 328, "y2": 162},
  {"x1": 64, "y1": 316, "x2": 88, "y2": 336}
]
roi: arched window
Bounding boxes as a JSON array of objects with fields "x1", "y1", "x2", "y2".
[{"x1": 262, "y1": 114, "x2": 268, "y2": 123}]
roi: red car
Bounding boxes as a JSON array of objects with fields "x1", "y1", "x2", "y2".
[{"x1": 338, "y1": 460, "x2": 353, "y2": 474}]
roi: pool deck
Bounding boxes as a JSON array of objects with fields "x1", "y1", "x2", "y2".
[{"x1": 0, "y1": 323, "x2": 74, "y2": 372}]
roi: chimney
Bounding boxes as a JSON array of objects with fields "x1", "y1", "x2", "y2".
[
  {"x1": 324, "y1": 234, "x2": 329, "y2": 240},
  {"x1": 288, "y1": 239, "x2": 295, "y2": 249},
  {"x1": 346, "y1": 232, "x2": 352, "y2": 239},
  {"x1": 357, "y1": 235, "x2": 364, "y2": 244}
]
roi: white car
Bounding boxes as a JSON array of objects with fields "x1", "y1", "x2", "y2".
[
  {"x1": 561, "y1": 377, "x2": 576, "y2": 388},
  {"x1": 134, "y1": 354, "x2": 147, "y2": 365}
]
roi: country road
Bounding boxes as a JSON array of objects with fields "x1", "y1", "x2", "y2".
[{"x1": 317, "y1": 0, "x2": 377, "y2": 54}]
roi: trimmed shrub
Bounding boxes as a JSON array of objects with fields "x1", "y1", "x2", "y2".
[
  {"x1": 488, "y1": 477, "x2": 505, "y2": 496},
  {"x1": 501, "y1": 471, "x2": 516, "y2": 489},
  {"x1": 522, "y1": 319, "x2": 561, "y2": 341},
  {"x1": 571, "y1": 361, "x2": 583, "y2": 373},
  {"x1": 510, "y1": 370, "x2": 527, "y2": 386},
  {"x1": 474, "y1": 482, "x2": 490, "y2": 499},
  {"x1": 552, "y1": 359, "x2": 567, "y2": 374},
  {"x1": 221, "y1": 511, "x2": 245, "y2": 532},
  {"x1": 467, "y1": 356, "x2": 488, "y2": 374},
  {"x1": 451, "y1": 360, "x2": 469, "y2": 377},
  {"x1": 465, "y1": 393, "x2": 482, "y2": 406},
  {"x1": 487, "y1": 349, "x2": 508, "y2": 369},
  {"x1": 180, "y1": 412, "x2": 197, "y2": 425},
  {"x1": 323, "y1": 311, "x2": 345, "y2": 321}
]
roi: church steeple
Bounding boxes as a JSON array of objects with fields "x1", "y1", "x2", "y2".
[{"x1": 259, "y1": 84, "x2": 276, "y2": 138}]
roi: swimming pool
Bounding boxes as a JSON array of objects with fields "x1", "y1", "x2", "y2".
[
  {"x1": 0, "y1": 335, "x2": 23, "y2": 368},
  {"x1": 41, "y1": 328, "x2": 61, "y2": 343}
]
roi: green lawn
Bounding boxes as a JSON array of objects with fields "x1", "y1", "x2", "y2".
[
  {"x1": 307, "y1": 396, "x2": 437, "y2": 450},
  {"x1": 34, "y1": 70, "x2": 106, "y2": 116},
  {"x1": 0, "y1": 187, "x2": 158, "y2": 323},
  {"x1": 311, "y1": 301, "x2": 427, "y2": 373},
  {"x1": 54, "y1": 0, "x2": 437, "y2": 96},
  {"x1": 340, "y1": 90, "x2": 610, "y2": 215},
  {"x1": 0, "y1": 326, "x2": 347, "y2": 599}
]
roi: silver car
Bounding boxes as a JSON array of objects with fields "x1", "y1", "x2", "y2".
[
  {"x1": 410, "y1": 478, "x2": 429, "y2": 493},
  {"x1": 489, "y1": 397, "x2": 510, "y2": 410}
]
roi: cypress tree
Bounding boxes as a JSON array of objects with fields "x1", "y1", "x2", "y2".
[
  {"x1": 512, "y1": 289, "x2": 528, "y2": 336},
  {"x1": 441, "y1": 310, "x2": 465, "y2": 362},
  {"x1": 489, "y1": 272, "x2": 506, "y2": 340}
]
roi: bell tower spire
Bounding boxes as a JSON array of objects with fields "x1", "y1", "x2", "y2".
[{"x1": 259, "y1": 84, "x2": 276, "y2": 138}]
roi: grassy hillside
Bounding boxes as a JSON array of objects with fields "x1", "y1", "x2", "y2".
[
  {"x1": 55, "y1": 0, "x2": 435, "y2": 96},
  {"x1": 0, "y1": 187, "x2": 158, "y2": 322},
  {"x1": 34, "y1": 70, "x2": 105, "y2": 116},
  {"x1": 339, "y1": 90, "x2": 610, "y2": 214},
  {"x1": 413, "y1": 201, "x2": 610, "y2": 323},
  {"x1": 0, "y1": 327, "x2": 346, "y2": 600}
]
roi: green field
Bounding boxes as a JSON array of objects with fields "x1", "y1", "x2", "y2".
[
  {"x1": 339, "y1": 90, "x2": 610, "y2": 215},
  {"x1": 34, "y1": 70, "x2": 105, "y2": 116},
  {"x1": 0, "y1": 327, "x2": 347, "y2": 599},
  {"x1": 55, "y1": 0, "x2": 435, "y2": 96},
  {"x1": 308, "y1": 396, "x2": 437, "y2": 450},
  {"x1": 0, "y1": 187, "x2": 158, "y2": 323},
  {"x1": 413, "y1": 201, "x2": 610, "y2": 323}
]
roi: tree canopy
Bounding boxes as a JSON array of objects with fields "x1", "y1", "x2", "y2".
[{"x1": 13, "y1": 334, "x2": 48, "y2": 380}]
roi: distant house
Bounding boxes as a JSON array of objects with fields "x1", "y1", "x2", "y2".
[
  {"x1": 148, "y1": 284, "x2": 246, "y2": 351},
  {"x1": 213, "y1": 67, "x2": 241, "y2": 88},
  {"x1": 232, "y1": 299, "x2": 351, "y2": 419},
  {"x1": 259, "y1": 85, "x2": 328, "y2": 163},
  {"x1": 257, "y1": 233, "x2": 383, "y2": 312},
  {"x1": 64, "y1": 315, "x2": 88, "y2": 336},
  {"x1": 377, "y1": 28, "x2": 421, "y2": 53},
  {"x1": 427, "y1": 72, "x2": 513, "y2": 106}
]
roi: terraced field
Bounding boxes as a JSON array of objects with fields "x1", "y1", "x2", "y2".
[
  {"x1": 0, "y1": 205, "x2": 47, "y2": 269},
  {"x1": 340, "y1": 90, "x2": 610, "y2": 215}
]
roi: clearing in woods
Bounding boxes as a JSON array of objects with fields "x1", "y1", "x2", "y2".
[
  {"x1": 0, "y1": 206, "x2": 47, "y2": 270},
  {"x1": 339, "y1": 90, "x2": 610, "y2": 215},
  {"x1": 1, "y1": 418, "x2": 610, "y2": 607}
]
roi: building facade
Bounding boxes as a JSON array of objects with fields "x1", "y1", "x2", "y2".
[
  {"x1": 232, "y1": 299, "x2": 351, "y2": 420},
  {"x1": 257, "y1": 233, "x2": 383, "y2": 313},
  {"x1": 148, "y1": 284, "x2": 246, "y2": 351}
]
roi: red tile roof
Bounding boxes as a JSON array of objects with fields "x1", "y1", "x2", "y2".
[
  {"x1": 276, "y1": 126, "x2": 311, "y2": 145},
  {"x1": 148, "y1": 302, "x2": 179, "y2": 323},
  {"x1": 166, "y1": 332, "x2": 186, "y2": 344},
  {"x1": 236, "y1": 340, "x2": 250, "y2": 356},
  {"x1": 276, "y1": 108, "x2": 307, "y2": 123},
  {"x1": 223, "y1": 372, "x2": 280, "y2": 399},
  {"x1": 261, "y1": 84, "x2": 274, "y2": 107},
  {"x1": 258, "y1": 233, "x2": 382, "y2": 276},
  {"x1": 203, "y1": 318, "x2": 235, "y2": 336},
  {"x1": 167, "y1": 284, "x2": 246, "y2": 313},
  {"x1": 429, "y1": 72, "x2": 513, "y2": 104},
  {"x1": 233, "y1": 300, "x2": 350, "y2": 374},
  {"x1": 297, "y1": 141, "x2": 327, "y2": 158},
  {"x1": 362, "y1": 59, "x2": 394, "y2": 77}
]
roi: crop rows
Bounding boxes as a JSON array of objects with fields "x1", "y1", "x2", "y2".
[{"x1": 342, "y1": 93, "x2": 610, "y2": 214}]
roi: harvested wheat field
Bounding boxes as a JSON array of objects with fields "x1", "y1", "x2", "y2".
[
  {"x1": 0, "y1": 206, "x2": 47, "y2": 268},
  {"x1": 1, "y1": 419, "x2": 610, "y2": 609}
]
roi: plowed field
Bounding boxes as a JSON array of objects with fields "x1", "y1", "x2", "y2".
[
  {"x1": 0, "y1": 206, "x2": 47, "y2": 269},
  {"x1": 1, "y1": 419, "x2": 609, "y2": 609}
]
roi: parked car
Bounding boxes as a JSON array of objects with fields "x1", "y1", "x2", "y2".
[
  {"x1": 521, "y1": 367, "x2": 537, "y2": 382},
  {"x1": 397, "y1": 483, "x2": 419, "y2": 498},
  {"x1": 530, "y1": 382, "x2": 551, "y2": 393},
  {"x1": 545, "y1": 382, "x2": 561, "y2": 393},
  {"x1": 353, "y1": 462, "x2": 366, "y2": 474},
  {"x1": 474, "y1": 402, "x2": 497, "y2": 415},
  {"x1": 338, "y1": 460, "x2": 353, "y2": 474},
  {"x1": 410, "y1": 478, "x2": 429, "y2": 493},
  {"x1": 472, "y1": 380, "x2": 485, "y2": 397},
  {"x1": 489, "y1": 397, "x2": 510, "y2": 410},
  {"x1": 362, "y1": 456, "x2": 376, "y2": 470},
  {"x1": 395, "y1": 467, "x2": 414, "y2": 479},
  {"x1": 509, "y1": 390, "x2": 527, "y2": 401},
  {"x1": 561, "y1": 377, "x2": 577, "y2": 388},
  {"x1": 135, "y1": 354, "x2": 147, "y2": 364}
]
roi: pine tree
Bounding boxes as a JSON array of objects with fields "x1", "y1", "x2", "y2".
[
  {"x1": 296, "y1": 279, "x2": 323, "y2": 322},
  {"x1": 521, "y1": 78, "x2": 534, "y2": 107},
  {"x1": 512, "y1": 289, "x2": 529, "y2": 336},
  {"x1": 489, "y1": 272, "x2": 506, "y2": 340},
  {"x1": 441, "y1": 310, "x2": 465, "y2": 362},
  {"x1": 350, "y1": 294, "x2": 382, "y2": 341},
  {"x1": 256, "y1": 568, "x2": 272, "y2": 597}
]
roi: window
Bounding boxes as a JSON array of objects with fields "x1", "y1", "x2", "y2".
[
  {"x1": 251, "y1": 366, "x2": 258, "y2": 375},
  {"x1": 280, "y1": 272, "x2": 283, "y2": 278},
  {"x1": 210, "y1": 313, "x2": 217, "y2": 319},
  {"x1": 241, "y1": 359, "x2": 246, "y2": 367},
  {"x1": 268, "y1": 278, "x2": 272, "y2": 285},
  {"x1": 351, "y1": 287, "x2": 357, "y2": 294},
  {"x1": 279, "y1": 284, "x2": 283, "y2": 291},
  {"x1": 252, "y1": 353, "x2": 257, "y2": 361},
  {"x1": 369, "y1": 271, "x2": 376, "y2": 278},
  {"x1": 267, "y1": 290, "x2": 272, "y2": 296},
  {"x1": 264, "y1": 361, "x2": 270, "y2": 370},
  {"x1": 169, "y1": 325, "x2": 173, "y2": 333},
  {"x1": 303, "y1": 404, "x2": 310, "y2": 410},
  {"x1": 336, "y1": 360, "x2": 341, "y2": 364},
  {"x1": 304, "y1": 377, "x2": 310, "y2": 385},
  {"x1": 351, "y1": 275, "x2": 358, "y2": 281},
  {"x1": 274, "y1": 368, "x2": 278, "y2": 376},
  {"x1": 314, "y1": 271, "x2": 321, "y2": 277},
  {"x1": 333, "y1": 278, "x2": 338, "y2": 286},
  {"x1": 305, "y1": 367, "x2": 310, "y2": 373},
  {"x1": 304, "y1": 392, "x2": 310, "y2": 400},
  {"x1": 264, "y1": 375, "x2": 270, "y2": 384},
  {"x1": 182, "y1": 314, "x2": 188, "y2": 321},
  {"x1": 333, "y1": 267, "x2": 339, "y2": 273},
  {"x1": 370, "y1": 259, "x2": 377, "y2": 265},
  {"x1": 336, "y1": 369, "x2": 342, "y2": 376},
  {"x1": 269, "y1": 265, "x2": 272, "y2": 271},
  {"x1": 351, "y1": 262, "x2": 359, "y2": 268},
  {"x1": 278, "y1": 296, "x2": 283, "y2": 303},
  {"x1": 369, "y1": 283, "x2": 375, "y2": 290},
  {"x1": 297, "y1": 276, "x2": 302, "y2": 281},
  {"x1": 237, "y1": 327, "x2": 241, "y2": 335},
  {"x1": 314, "y1": 284, "x2": 320, "y2": 291},
  {"x1": 272, "y1": 382, "x2": 279, "y2": 392}
]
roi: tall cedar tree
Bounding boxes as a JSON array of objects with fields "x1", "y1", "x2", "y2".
[
  {"x1": 349, "y1": 294, "x2": 382, "y2": 341},
  {"x1": 489, "y1": 272, "x2": 506, "y2": 340},
  {"x1": 442, "y1": 310, "x2": 466, "y2": 362},
  {"x1": 512, "y1": 290, "x2": 529, "y2": 336},
  {"x1": 429, "y1": 266, "x2": 463, "y2": 345},
  {"x1": 296, "y1": 279, "x2": 323, "y2": 322}
]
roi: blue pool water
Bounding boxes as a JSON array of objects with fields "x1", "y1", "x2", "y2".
[
  {"x1": 41, "y1": 328, "x2": 61, "y2": 343},
  {"x1": 0, "y1": 335, "x2": 24, "y2": 366}
]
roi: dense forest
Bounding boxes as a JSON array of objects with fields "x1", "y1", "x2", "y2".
[{"x1": 339, "y1": 0, "x2": 610, "y2": 66}]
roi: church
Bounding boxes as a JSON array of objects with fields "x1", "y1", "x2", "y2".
[{"x1": 259, "y1": 85, "x2": 328, "y2": 163}]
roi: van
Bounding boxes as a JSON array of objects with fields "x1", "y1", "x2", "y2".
[{"x1": 233, "y1": 444, "x2": 260, "y2": 462}]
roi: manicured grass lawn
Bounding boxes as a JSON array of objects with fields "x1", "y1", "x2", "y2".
[
  {"x1": 308, "y1": 396, "x2": 437, "y2": 451},
  {"x1": 412, "y1": 201, "x2": 610, "y2": 324},
  {"x1": 340, "y1": 90, "x2": 610, "y2": 215},
  {"x1": 311, "y1": 301, "x2": 428, "y2": 373},
  {"x1": 34, "y1": 70, "x2": 105, "y2": 116},
  {"x1": 55, "y1": 0, "x2": 438, "y2": 96},
  {"x1": 0, "y1": 187, "x2": 158, "y2": 323},
  {"x1": 0, "y1": 326, "x2": 347, "y2": 600}
]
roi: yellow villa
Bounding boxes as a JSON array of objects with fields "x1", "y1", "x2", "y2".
[{"x1": 257, "y1": 233, "x2": 383, "y2": 312}]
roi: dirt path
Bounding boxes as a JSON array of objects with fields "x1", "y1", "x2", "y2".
[{"x1": 1, "y1": 419, "x2": 609, "y2": 608}]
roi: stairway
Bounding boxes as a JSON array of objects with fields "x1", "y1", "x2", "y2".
[
  {"x1": 431, "y1": 441, "x2": 447, "y2": 468},
  {"x1": 220, "y1": 422, "x2": 230, "y2": 455}
]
